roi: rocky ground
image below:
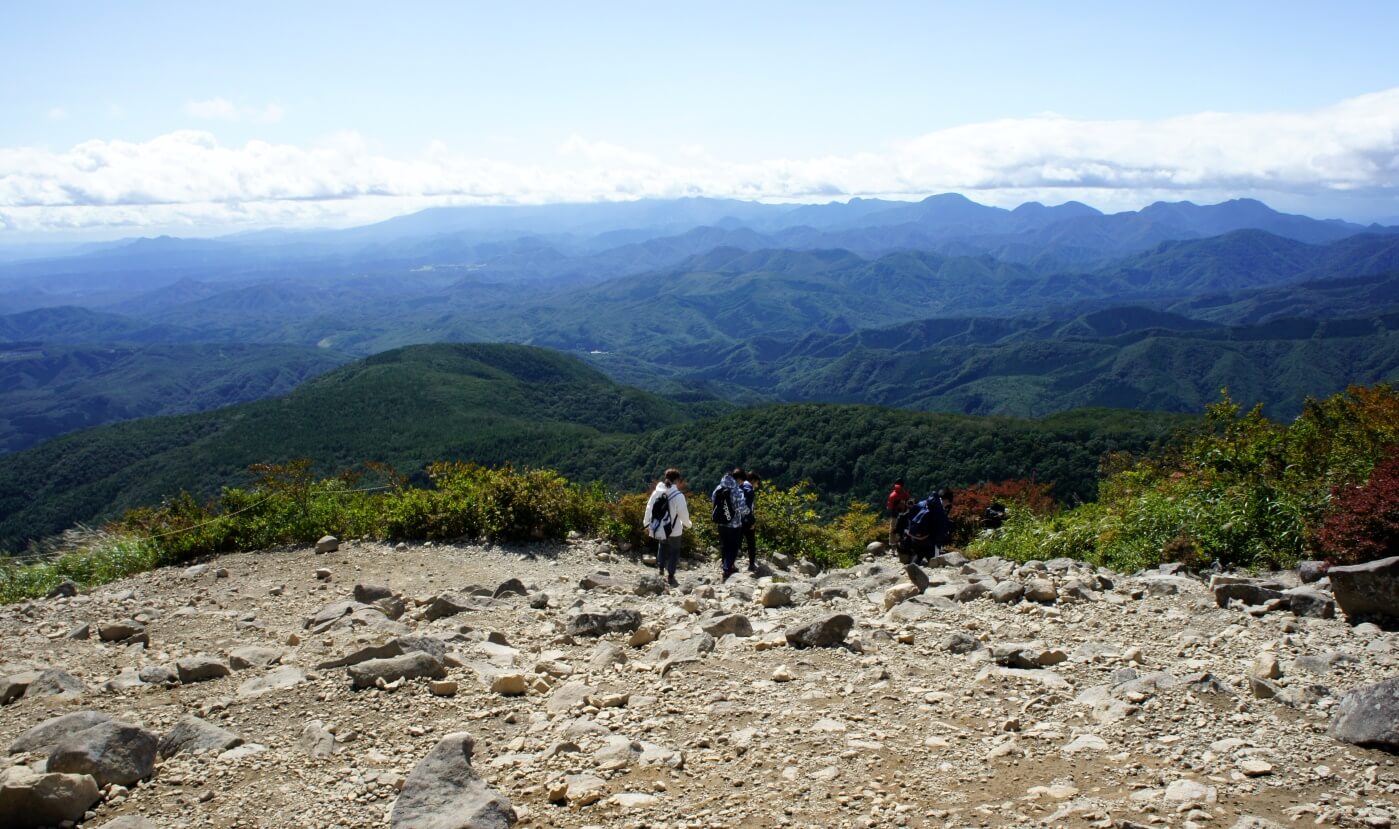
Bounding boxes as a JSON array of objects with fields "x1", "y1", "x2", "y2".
[{"x1": 2, "y1": 536, "x2": 1398, "y2": 829}]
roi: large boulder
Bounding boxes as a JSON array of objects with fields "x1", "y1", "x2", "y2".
[
  {"x1": 785, "y1": 614, "x2": 854, "y2": 649},
  {"x1": 348, "y1": 652, "x2": 446, "y2": 690},
  {"x1": 1328, "y1": 556, "x2": 1399, "y2": 620},
  {"x1": 47, "y1": 720, "x2": 157, "y2": 787},
  {"x1": 700, "y1": 613, "x2": 753, "y2": 638},
  {"x1": 1214, "y1": 582, "x2": 1285, "y2": 608},
  {"x1": 176, "y1": 655, "x2": 231, "y2": 684},
  {"x1": 566, "y1": 609, "x2": 642, "y2": 637},
  {"x1": 390, "y1": 732, "x2": 516, "y2": 828},
  {"x1": 26, "y1": 668, "x2": 86, "y2": 699},
  {"x1": 1329, "y1": 676, "x2": 1399, "y2": 750},
  {"x1": 8, "y1": 711, "x2": 113, "y2": 755},
  {"x1": 759, "y1": 584, "x2": 794, "y2": 608},
  {"x1": 654, "y1": 634, "x2": 716, "y2": 676},
  {"x1": 158, "y1": 715, "x2": 243, "y2": 759},
  {"x1": 0, "y1": 766, "x2": 101, "y2": 827}
]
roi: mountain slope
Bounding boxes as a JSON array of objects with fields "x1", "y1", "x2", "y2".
[
  {"x1": 0, "y1": 344, "x2": 703, "y2": 548},
  {"x1": 0, "y1": 342, "x2": 352, "y2": 453}
]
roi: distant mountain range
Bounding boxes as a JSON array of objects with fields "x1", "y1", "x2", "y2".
[{"x1": 1, "y1": 194, "x2": 1398, "y2": 549}]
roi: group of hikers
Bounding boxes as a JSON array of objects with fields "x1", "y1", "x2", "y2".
[
  {"x1": 642, "y1": 468, "x2": 959, "y2": 582},
  {"x1": 643, "y1": 467, "x2": 760, "y2": 584}
]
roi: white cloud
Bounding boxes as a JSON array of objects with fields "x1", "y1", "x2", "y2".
[
  {"x1": 184, "y1": 98, "x2": 283, "y2": 123},
  {"x1": 185, "y1": 97, "x2": 240, "y2": 120},
  {"x1": 252, "y1": 103, "x2": 284, "y2": 124},
  {"x1": 5, "y1": 88, "x2": 1399, "y2": 234}
]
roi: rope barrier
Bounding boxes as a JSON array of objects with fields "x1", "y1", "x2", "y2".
[{"x1": 2, "y1": 483, "x2": 400, "y2": 565}]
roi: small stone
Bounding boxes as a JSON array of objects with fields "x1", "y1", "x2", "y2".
[
  {"x1": 314, "y1": 568, "x2": 332, "y2": 581},
  {"x1": 489, "y1": 674, "x2": 528, "y2": 696},
  {"x1": 429, "y1": 680, "x2": 458, "y2": 697},
  {"x1": 1239, "y1": 759, "x2": 1273, "y2": 777},
  {"x1": 315, "y1": 535, "x2": 339, "y2": 553}
]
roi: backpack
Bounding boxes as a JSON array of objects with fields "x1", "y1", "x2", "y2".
[
  {"x1": 906, "y1": 499, "x2": 934, "y2": 539},
  {"x1": 711, "y1": 486, "x2": 734, "y2": 525},
  {"x1": 649, "y1": 489, "x2": 675, "y2": 538}
]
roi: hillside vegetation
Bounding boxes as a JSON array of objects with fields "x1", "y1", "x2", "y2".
[
  {"x1": 0, "y1": 341, "x2": 351, "y2": 453},
  {"x1": 0, "y1": 343, "x2": 1186, "y2": 551},
  {"x1": 4, "y1": 384, "x2": 1396, "y2": 608}
]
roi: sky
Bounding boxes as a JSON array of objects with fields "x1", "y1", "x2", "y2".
[{"x1": 3, "y1": 1, "x2": 1399, "y2": 241}]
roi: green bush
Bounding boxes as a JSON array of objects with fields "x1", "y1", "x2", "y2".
[{"x1": 973, "y1": 386, "x2": 1399, "y2": 571}]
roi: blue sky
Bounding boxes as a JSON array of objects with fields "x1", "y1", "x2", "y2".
[{"x1": 3, "y1": 1, "x2": 1399, "y2": 238}]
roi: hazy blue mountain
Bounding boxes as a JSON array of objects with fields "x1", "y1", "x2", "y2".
[
  {"x1": 0, "y1": 341, "x2": 350, "y2": 453},
  {"x1": 0, "y1": 306, "x2": 208, "y2": 344}
]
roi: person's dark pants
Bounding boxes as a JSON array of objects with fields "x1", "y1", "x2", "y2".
[
  {"x1": 657, "y1": 536, "x2": 681, "y2": 578},
  {"x1": 742, "y1": 525, "x2": 757, "y2": 568},
  {"x1": 718, "y1": 526, "x2": 742, "y2": 576},
  {"x1": 908, "y1": 535, "x2": 937, "y2": 565}
]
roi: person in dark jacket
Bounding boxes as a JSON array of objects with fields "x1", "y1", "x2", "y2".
[
  {"x1": 712, "y1": 468, "x2": 750, "y2": 580},
  {"x1": 906, "y1": 488, "x2": 955, "y2": 565},
  {"x1": 741, "y1": 471, "x2": 759, "y2": 571}
]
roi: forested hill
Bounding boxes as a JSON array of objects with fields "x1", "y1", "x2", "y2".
[{"x1": 0, "y1": 343, "x2": 1189, "y2": 552}]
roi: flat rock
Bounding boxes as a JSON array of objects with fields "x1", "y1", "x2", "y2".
[
  {"x1": 700, "y1": 613, "x2": 753, "y2": 638},
  {"x1": 566, "y1": 608, "x2": 642, "y2": 637},
  {"x1": 348, "y1": 652, "x2": 446, "y2": 689},
  {"x1": 0, "y1": 766, "x2": 101, "y2": 827},
  {"x1": 159, "y1": 716, "x2": 243, "y2": 758},
  {"x1": 27, "y1": 668, "x2": 86, "y2": 699},
  {"x1": 300, "y1": 721, "x2": 337, "y2": 758},
  {"x1": 176, "y1": 655, "x2": 231, "y2": 684},
  {"x1": 785, "y1": 614, "x2": 854, "y2": 648},
  {"x1": 8, "y1": 711, "x2": 113, "y2": 755},
  {"x1": 47, "y1": 720, "x2": 158, "y2": 787},
  {"x1": 228, "y1": 646, "x2": 283, "y2": 670},
  {"x1": 389, "y1": 732, "x2": 516, "y2": 828},
  {"x1": 545, "y1": 681, "x2": 596, "y2": 714},
  {"x1": 97, "y1": 620, "x2": 147, "y2": 643},
  {"x1": 654, "y1": 634, "x2": 716, "y2": 676},
  {"x1": 236, "y1": 666, "x2": 307, "y2": 698}
]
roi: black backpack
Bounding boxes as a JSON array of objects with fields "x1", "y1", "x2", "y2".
[
  {"x1": 711, "y1": 486, "x2": 734, "y2": 525},
  {"x1": 650, "y1": 489, "x2": 674, "y2": 537}
]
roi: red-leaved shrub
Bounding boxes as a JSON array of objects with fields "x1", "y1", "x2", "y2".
[
  {"x1": 1317, "y1": 448, "x2": 1399, "y2": 565},
  {"x1": 949, "y1": 479, "x2": 1056, "y2": 545}
]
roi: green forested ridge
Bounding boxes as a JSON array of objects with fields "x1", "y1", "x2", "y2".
[
  {"x1": 0, "y1": 342, "x2": 352, "y2": 453},
  {"x1": 0, "y1": 343, "x2": 1187, "y2": 551}
]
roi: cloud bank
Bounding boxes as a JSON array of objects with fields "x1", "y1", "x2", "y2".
[{"x1": 4, "y1": 89, "x2": 1399, "y2": 234}]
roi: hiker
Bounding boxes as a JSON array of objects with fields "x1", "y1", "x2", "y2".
[
  {"x1": 886, "y1": 478, "x2": 911, "y2": 547},
  {"x1": 644, "y1": 468, "x2": 691, "y2": 586},
  {"x1": 741, "y1": 471, "x2": 759, "y2": 572},
  {"x1": 905, "y1": 487, "x2": 954, "y2": 565},
  {"x1": 712, "y1": 467, "x2": 750, "y2": 580}
]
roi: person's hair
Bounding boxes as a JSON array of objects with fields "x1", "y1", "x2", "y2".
[
  {"x1": 938, "y1": 487, "x2": 955, "y2": 501},
  {"x1": 664, "y1": 468, "x2": 683, "y2": 483},
  {"x1": 894, "y1": 478, "x2": 904, "y2": 486},
  {"x1": 731, "y1": 467, "x2": 745, "y2": 478},
  {"x1": 746, "y1": 471, "x2": 760, "y2": 483}
]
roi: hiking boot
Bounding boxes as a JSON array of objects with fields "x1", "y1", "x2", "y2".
[{"x1": 666, "y1": 575, "x2": 679, "y2": 587}]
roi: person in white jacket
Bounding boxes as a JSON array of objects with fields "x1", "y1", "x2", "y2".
[{"x1": 644, "y1": 467, "x2": 692, "y2": 586}]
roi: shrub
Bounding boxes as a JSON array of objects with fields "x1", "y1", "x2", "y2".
[
  {"x1": 1317, "y1": 448, "x2": 1399, "y2": 565},
  {"x1": 974, "y1": 386, "x2": 1399, "y2": 572},
  {"x1": 949, "y1": 478, "x2": 1056, "y2": 545}
]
